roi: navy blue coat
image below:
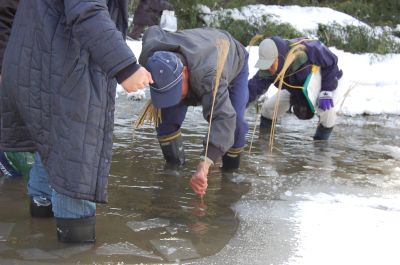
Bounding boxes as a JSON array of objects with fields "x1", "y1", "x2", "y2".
[
  {"x1": 0, "y1": 0, "x2": 19, "y2": 74},
  {"x1": 0, "y1": 0, "x2": 137, "y2": 202},
  {"x1": 248, "y1": 36, "x2": 342, "y2": 106}
]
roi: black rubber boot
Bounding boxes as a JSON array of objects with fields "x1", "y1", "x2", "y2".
[
  {"x1": 56, "y1": 216, "x2": 96, "y2": 243},
  {"x1": 158, "y1": 130, "x2": 185, "y2": 166},
  {"x1": 260, "y1": 115, "x2": 272, "y2": 129},
  {"x1": 313, "y1": 124, "x2": 333, "y2": 140},
  {"x1": 222, "y1": 148, "x2": 242, "y2": 170},
  {"x1": 259, "y1": 115, "x2": 273, "y2": 136},
  {"x1": 30, "y1": 197, "x2": 54, "y2": 218}
]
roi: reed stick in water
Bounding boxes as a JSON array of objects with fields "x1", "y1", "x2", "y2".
[{"x1": 204, "y1": 39, "x2": 230, "y2": 162}]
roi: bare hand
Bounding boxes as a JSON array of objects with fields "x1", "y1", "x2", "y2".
[
  {"x1": 121, "y1": 66, "x2": 153, "y2": 93},
  {"x1": 189, "y1": 160, "x2": 212, "y2": 197}
]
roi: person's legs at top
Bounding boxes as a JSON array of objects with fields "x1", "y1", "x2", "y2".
[
  {"x1": 223, "y1": 52, "x2": 250, "y2": 170},
  {"x1": 156, "y1": 102, "x2": 188, "y2": 166}
]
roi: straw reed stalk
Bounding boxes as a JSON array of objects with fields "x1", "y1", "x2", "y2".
[
  {"x1": 133, "y1": 99, "x2": 162, "y2": 128},
  {"x1": 203, "y1": 39, "x2": 230, "y2": 163},
  {"x1": 268, "y1": 44, "x2": 306, "y2": 152}
]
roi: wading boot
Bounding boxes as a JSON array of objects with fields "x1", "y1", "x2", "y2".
[
  {"x1": 158, "y1": 130, "x2": 185, "y2": 166},
  {"x1": 30, "y1": 196, "x2": 53, "y2": 218},
  {"x1": 259, "y1": 115, "x2": 273, "y2": 137},
  {"x1": 222, "y1": 148, "x2": 243, "y2": 170},
  {"x1": 56, "y1": 216, "x2": 96, "y2": 243},
  {"x1": 313, "y1": 124, "x2": 333, "y2": 140}
]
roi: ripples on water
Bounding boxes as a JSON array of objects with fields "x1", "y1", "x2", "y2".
[{"x1": 0, "y1": 97, "x2": 399, "y2": 264}]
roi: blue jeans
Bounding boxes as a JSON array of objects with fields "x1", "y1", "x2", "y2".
[
  {"x1": 28, "y1": 152, "x2": 96, "y2": 218},
  {"x1": 227, "y1": 52, "x2": 249, "y2": 148}
]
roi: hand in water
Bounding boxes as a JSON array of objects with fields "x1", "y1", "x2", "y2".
[{"x1": 190, "y1": 160, "x2": 212, "y2": 197}]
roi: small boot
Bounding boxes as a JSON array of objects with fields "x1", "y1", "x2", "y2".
[
  {"x1": 313, "y1": 124, "x2": 333, "y2": 140},
  {"x1": 56, "y1": 216, "x2": 96, "y2": 243},
  {"x1": 158, "y1": 130, "x2": 185, "y2": 166},
  {"x1": 30, "y1": 196, "x2": 53, "y2": 218},
  {"x1": 259, "y1": 115, "x2": 273, "y2": 136},
  {"x1": 222, "y1": 148, "x2": 242, "y2": 170}
]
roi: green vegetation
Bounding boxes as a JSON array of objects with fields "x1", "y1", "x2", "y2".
[
  {"x1": 317, "y1": 23, "x2": 400, "y2": 54},
  {"x1": 207, "y1": 15, "x2": 303, "y2": 46},
  {"x1": 128, "y1": 0, "x2": 400, "y2": 54}
]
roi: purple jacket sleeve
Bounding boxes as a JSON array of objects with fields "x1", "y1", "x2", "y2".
[
  {"x1": 248, "y1": 71, "x2": 274, "y2": 105},
  {"x1": 305, "y1": 40, "x2": 340, "y2": 92}
]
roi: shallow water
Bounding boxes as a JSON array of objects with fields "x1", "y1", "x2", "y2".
[{"x1": 1, "y1": 96, "x2": 399, "y2": 264}]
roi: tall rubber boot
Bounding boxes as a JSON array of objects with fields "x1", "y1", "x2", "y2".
[
  {"x1": 222, "y1": 148, "x2": 243, "y2": 170},
  {"x1": 158, "y1": 130, "x2": 185, "y2": 166},
  {"x1": 30, "y1": 197, "x2": 53, "y2": 218},
  {"x1": 56, "y1": 216, "x2": 96, "y2": 243},
  {"x1": 313, "y1": 124, "x2": 333, "y2": 140},
  {"x1": 259, "y1": 115, "x2": 273, "y2": 136}
]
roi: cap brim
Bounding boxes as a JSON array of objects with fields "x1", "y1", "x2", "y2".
[
  {"x1": 150, "y1": 78, "x2": 183, "y2": 109},
  {"x1": 255, "y1": 58, "x2": 274, "y2": 70}
]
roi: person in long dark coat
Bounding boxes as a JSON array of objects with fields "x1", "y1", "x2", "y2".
[
  {"x1": 0, "y1": 0, "x2": 24, "y2": 178},
  {"x1": 0, "y1": 0, "x2": 153, "y2": 243}
]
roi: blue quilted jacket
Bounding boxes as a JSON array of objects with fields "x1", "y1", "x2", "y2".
[{"x1": 0, "y1": 0, "x2": 137, "y2": 202}]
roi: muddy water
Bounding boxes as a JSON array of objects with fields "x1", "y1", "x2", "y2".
[{"x1": 0, "y1": 96, "x2": 399, "y2": 264}]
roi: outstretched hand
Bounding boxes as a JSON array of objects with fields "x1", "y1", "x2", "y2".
[
  {"x1": 121, "y1": 66, "x2": 153, "y2": 93},
  {"x1": 190, "y1": 160, "x2": 212, "y2": 197}
]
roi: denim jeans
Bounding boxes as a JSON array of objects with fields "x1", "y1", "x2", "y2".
[{"x1": 28, "y1": 152, "x2": 96, "y2": 218}]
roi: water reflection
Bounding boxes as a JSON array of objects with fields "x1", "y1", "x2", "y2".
[{"x1": 1, "y1": 98, "x2": 399, "y2": 264}]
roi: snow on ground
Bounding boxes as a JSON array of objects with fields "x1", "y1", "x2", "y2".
[{"x1": 119, "y1": 5, "x2": 400, "y2": 116}]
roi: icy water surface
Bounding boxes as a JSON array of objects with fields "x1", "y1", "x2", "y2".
[{"x1": 1, "y1": 96, "x2": 399, "y2": 264}]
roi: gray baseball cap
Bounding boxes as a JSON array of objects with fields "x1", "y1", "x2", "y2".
[{"x1": 255, "y1": 38, "x2": 278, "y2": 70}]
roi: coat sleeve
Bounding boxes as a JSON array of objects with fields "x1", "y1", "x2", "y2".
[
  {"x1": 64, "y1": 0, "x2": 137, "y2": 77},
  {"x1": 200, "y1": 72, "x2": 236, "y2": 162},
  {"x1": 306, "y1": 41, "x2": 341, "y2": 92},
  {"x1": 0, "y1": 0, "x2": 18, "y2": 74},
  {"x1": 248, "y1": 71, "x2": 274, "y2": 105}
]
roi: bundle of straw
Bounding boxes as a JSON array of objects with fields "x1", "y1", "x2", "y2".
[{"x1": 133, "y1": 99, "x2": 162, "y2": 128}]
